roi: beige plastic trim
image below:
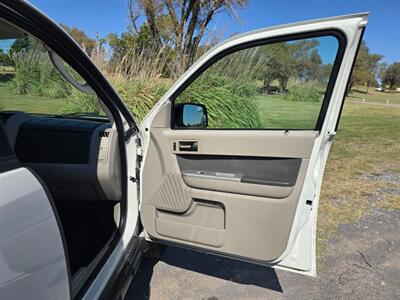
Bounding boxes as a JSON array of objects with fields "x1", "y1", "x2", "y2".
[
  {"x1": 155, "y1": 201, "x2": 225, "y2": 247},
  {"x1": 96, "y1": 125, "x2": 122, "y2": 201},
  {"x1": 140, "y1": 101, "x2": 315, "y2": 261},
  {"x1": 141, "y1": 160, "x2": 309, "y2": 261},
  {"x1": 182, "y1": 174, "x2": 294, "y2": 198},
  {"x1": 155, "y1": 219, "x2": 226, "y2": 247}
]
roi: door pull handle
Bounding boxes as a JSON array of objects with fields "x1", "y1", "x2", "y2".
[{"x1": 178, "y1": 141, "x2": 198, "y2": 152}]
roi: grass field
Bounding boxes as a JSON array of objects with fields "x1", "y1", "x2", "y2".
[
  {"x1": 347, "y1": 87, "x2": 400, "y2": 104},
  {"x1": 315, "y1": 102, "x2": 400, "y2": 263},
  {"x1": 257, "y1": 94, "x2": 321, "y2": 128},
  {"x1": 0, "y1": 83, "x2": 67, "y2": 114}
]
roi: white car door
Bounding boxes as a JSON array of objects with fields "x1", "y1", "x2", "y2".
[
  {"x1": 139, "y1": 13, "x2": 368, "y2": 276},
  {"x1": 0, "y1": 123, "x2": 70, "y2": 299}
]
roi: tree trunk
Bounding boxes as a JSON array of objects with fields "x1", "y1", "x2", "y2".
[
  {"x1": 262, "y1": 78, "x2": 272, "y2": 94},
  {"x1": 279, "y1": 78, "x2": 288, "y2": 93},
  {"x1": 345, "y1": 81, "x2": 353, "y2": 97},
  {"x1": 142, "y1": 1, "x2": 161, "y2": 47}
]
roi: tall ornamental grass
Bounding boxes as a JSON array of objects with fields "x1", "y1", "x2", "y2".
[
  {"x1": 178, "y1": 81, "x2": 261, "y2": 128},
  {"x1": 10, "y1": 49, "x2": 71, "y2": 98},
  {"x1": 176, "y1": 47, "x2": 264, "y2": 128},
  {"x1": 284, "y1": 79, "x2": 324, "y2": 102}
]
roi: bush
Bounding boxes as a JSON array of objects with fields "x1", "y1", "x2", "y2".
[
  {"x1": 37, "y1": 58, "x2": 71, "y2": 98},
  {"x1": 178, "y1": 78, "x2": 261, "y2": 128},
  {"x1": 8, "y1": 50, "x2": 41, "y2": 95},
  {"x1": 284, "y1": 80, "x2": 323, "y2": 102},
  {"x1": 231, "y1": 81, "x2": 258, "y2": 98},
  {"x1": 64, "y1": 89, "x2": 103, "y2": 115},
  {"x1": 9, "y1": 49, "x2": 71, "y2": 98},
  {"x1": 114, "y1": 79, "x2": 169, "y2": 121},
  {"x1": 64, "y1": 78, "x2": 170, "y2": 120}
]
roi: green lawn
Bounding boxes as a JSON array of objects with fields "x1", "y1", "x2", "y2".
[
  {"x1": 257, "y1": 94, "x2": 321, "y2": 128},
  {"x1": 0, "y1": 83, "x2": 67, "y2": 115},
  {"x1": 347, "y1": 87, "x2": 400, "y2": 104}
]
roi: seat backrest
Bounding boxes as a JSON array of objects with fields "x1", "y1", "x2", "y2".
[
  {"x1": 0, "y1": 120, "x2": 19, "y2": 171},
  {"x1": 4, "y1": 113, "x2": 35, "y2": 151}
]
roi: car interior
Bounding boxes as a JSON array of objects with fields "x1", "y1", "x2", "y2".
[{"x1": 0, "y1": 20, "x2": 123, "y2": 292}]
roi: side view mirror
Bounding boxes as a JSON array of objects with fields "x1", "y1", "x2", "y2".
[{"x1": 174, "y1": 103, "x2": 208, "y2": 129}]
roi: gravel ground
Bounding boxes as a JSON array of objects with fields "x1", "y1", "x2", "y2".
[{"x1": 126, "y1": 174, "x2": 400, "y2": 300}]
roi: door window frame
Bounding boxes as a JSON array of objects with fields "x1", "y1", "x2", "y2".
[{"x1": 169, "y1": 29, "x2": 347, "y2": 131}]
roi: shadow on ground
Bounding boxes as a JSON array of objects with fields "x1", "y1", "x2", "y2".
[{"x1": 127, "y1": 246, "x2": 282, "y2": 299}]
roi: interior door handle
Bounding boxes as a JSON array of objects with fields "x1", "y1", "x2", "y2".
[{"x1": 179, "y1": 141, "x2": 198, "y2": 152}]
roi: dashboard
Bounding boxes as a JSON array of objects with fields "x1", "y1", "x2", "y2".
[{"x1": 1, "y1": 112, "x2": 122, "y2": 202}]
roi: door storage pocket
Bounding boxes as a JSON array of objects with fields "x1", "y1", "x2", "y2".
[{"x1": 155, "y1": 200, "x2": 226, "y2": 247}]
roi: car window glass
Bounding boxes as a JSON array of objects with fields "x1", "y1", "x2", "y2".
[
  {"x1": 0, "y1": 34, "x2": 104, "y2": 116},
  {"x1": 175, "y1": 35, "x2": 339, "y2": 129}
]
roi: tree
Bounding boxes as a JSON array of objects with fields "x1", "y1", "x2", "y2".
[
  {"x1": 8, "y1": 36, "x2": 41, "y2": 65},
  {"x1": 365, "y1": 53, "x2": 383, "y2": 93},
  {"x1": 301, "y1": 49, "x2": 322, "y2": 81},
  {"x1": 377, "y1": 62, "x2": 388, "y2": 85},
  {"x1": 291, "y1": 39, "x2": 321, "y2": 81},
  {"x1": 60, "y1": 24, "x2": 96, "y2": 55},
  {"x1": 9, "y1": 36, "x2": 35, "y2": 55},
  {"x1": 382, "y1": 62, "x2": 400, "y2": 92},
  {"x1": 107, "y1": 31, "x2": 138, "y2": 65},
  {"x1": 129, "y1": 0, "x2": 248, "y2": 76},
  {"x1": 348, "y1": 41, "x2": 383, "y2": 95},
  {"x1": 259, "y1": 39, "x2": 323, "y2": 93},
  {"x1": 258, "y1": 42, "x2": 294, "y2": 93}
]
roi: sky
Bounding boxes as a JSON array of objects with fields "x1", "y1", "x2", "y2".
[{"x1": 27, "y1": 0, "x2": 400, "y2": 64}]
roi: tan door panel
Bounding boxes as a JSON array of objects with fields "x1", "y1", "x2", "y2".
[
  {"x1": 141, "y1": 159, "x2": 309, "y2": 261},
  {"x1": 140, "y1": 104, "x2": 317, "y2": 262}
]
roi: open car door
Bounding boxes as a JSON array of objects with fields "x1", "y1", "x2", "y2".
[{"x1": 139, "y1": 13, "x2": 368, "y2": 276}]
